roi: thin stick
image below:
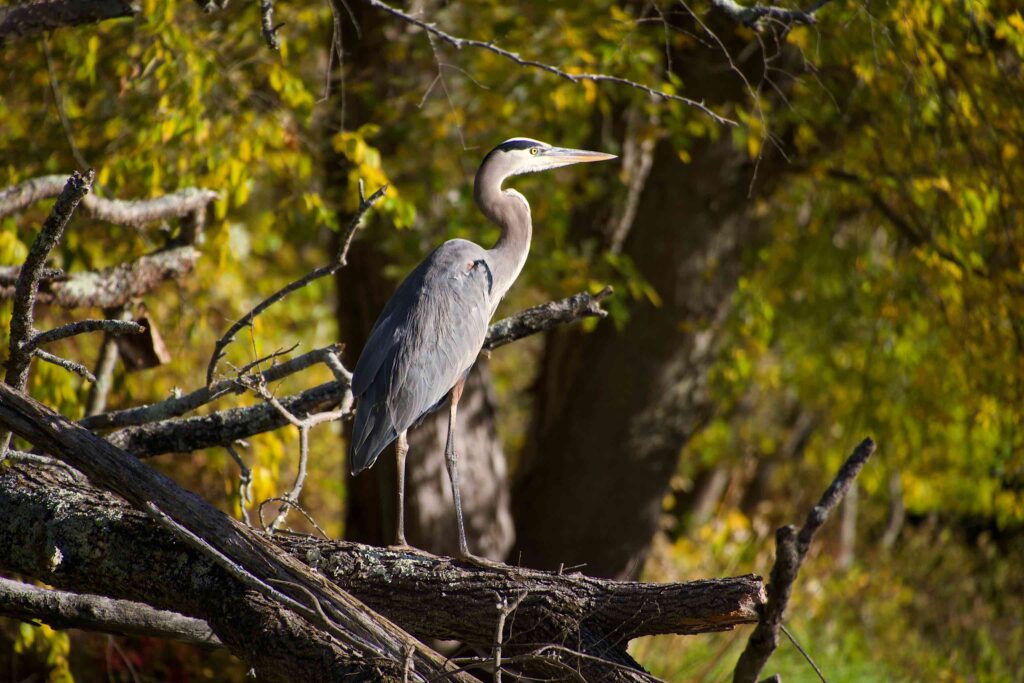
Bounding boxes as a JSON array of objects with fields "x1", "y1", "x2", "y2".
[
  {"x1": 1, "y1": 170, "x2": 93, "y2": 458},
  {"x1": 206, "y1": 182, "x2": 387, "y2": 385},
  {"x1": 732, "y1": 438, "x2": 876, "y2": 683},
  {"x1": 28, "y1": 319, "x2": 145, "y2": 350},
  {"x1": 34, "y1": 349, "x2": 96, "y2": 382}
]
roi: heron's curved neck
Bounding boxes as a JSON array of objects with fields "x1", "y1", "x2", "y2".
[{"x1": 474, "y1": 163, "x2": 533, "y2": 300}]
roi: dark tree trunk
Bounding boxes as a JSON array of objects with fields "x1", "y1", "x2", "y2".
[{"x1": 513, "y1": 138, "x2": 772, "y2": 579}]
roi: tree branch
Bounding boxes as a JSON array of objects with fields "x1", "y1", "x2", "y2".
[
  {"x1": 0, "y1": 382, "x2": 471, "y2": 682},
  {"x1": 33, "y1": 348, "x2": 96, "y2": 382},
  {"x1": 0, "y1": 0, "x2": 139, "y2": 42},
  {"x1": 2, "y1": 170, "x2": 93, "y2": 457},
  {"x1": 732, "y1": 437, "x2": 876, "y2": 683},
  {"x1": 0, "y1": 459, "x2": 764, "y2": 677},
  {"x1": 483, "y1": 286, "x2": 613, "y2": 351},
  {"x1": 0, "y1": 246, "x2": 200, "y2": 309},
  {"x1": 28, "y1": 318, "x2": 146, "y2": 350},
  {"x1": 0, "y1": 576, "x2": 220, "y2": 647},
  {"x1": 360, "y1": 0, "x2": 735, "y2": 125},
  {"x1": 0, "y1": 175, "x2": 218, "y2": 226},
  {"x1": 206, "y1": 182, "x2": 387, "y2": 385}
]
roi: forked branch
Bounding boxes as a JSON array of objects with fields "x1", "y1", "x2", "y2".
[{"x1": 732, "y1": 437, "x2": 876, "y2": 683}]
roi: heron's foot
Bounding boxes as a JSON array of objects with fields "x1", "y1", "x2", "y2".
[
  {"x1": 387, "y1": 543, "x2": 433, "y2": 556},
  {"x1": 458, "y1": 550, "x2": 509, "y2": 570}
]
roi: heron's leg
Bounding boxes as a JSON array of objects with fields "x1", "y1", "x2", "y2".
[
  {"x1": 444, "y1": 377, "x2": 506, "y2": 568},
  {"x1": 444, "y1": 378, "x2": 472, "y2": 558},
  {"x1": 394, "y1": 430, "x2": 409, "y2": 547}
]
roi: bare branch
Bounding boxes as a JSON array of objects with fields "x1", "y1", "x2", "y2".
[
  {"x1": 0, "y1": 246, "x2": 200, "y2": 309},
  {"x1": 28, "y1": 318, "x2": 145, "y2": 350},
  {"x1": 259, "y1": 0, "x2": 280, "y2": 49},
  {"x1": 733, "y1": 437, "x2": 876, "y2": 683},
  {"x1": 0, "y1": 0, "x2": 139, "y2": 42},
  {"x1": 711, "y1": 0, "x2": 817, "y2": 29},
  {"x1": 34, "y1": 349, "x2": 96, "y2": 382},
  {"x1": 2, "y1": 170, "x2": 93, "y2": 458},
  {"x1": 362, "y1": 0, "x2": 735, "y2": 125},
  {"x1": 483, "y1": 286, "x2": 613, "y2": 351},
  {"x1": 82, "y1": 343, "x2": 345, "y2": 430},
  {"x1": 0, "y1": 577, "x2": 220, "y2": 647},
  {"x1": 206, "y1": 183, "x2": 387, "y2": 385},
  {"x1": 0, "y1": 175, "x2": 218, "y2": 225}
]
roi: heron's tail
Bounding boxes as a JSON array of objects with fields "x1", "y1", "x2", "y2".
[{"x1": 349, "y1": 394, "x2": 397, "y2": 475}]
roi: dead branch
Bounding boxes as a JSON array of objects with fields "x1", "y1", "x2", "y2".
[
  {"x1": 34, "y1": 348, "x2": 96, "y2": 382},
  {"x1": 206, "y1": 182, "x2": 387, "y2": 385},
  {"x1": 0, "y1": 175, "x2": 218, "y2": 226},
  {"x1": 0, "y1": 382, "x2": 474, "y2": 682},
  {"x1": 258, "y1": 0, "x2": 280, "y2": 49},
  {"x1": 483, "y1": 286, "x2": 614, "y2": 351},
  {"x1": 0, "y1": 246, "x2": 200, "y2": 309},
  {"x1": 0, "y1": 459, "x2": 764, "y2": 678},
  {"x1": 28, "y1": 318, "x2": 145, "y2": 349},
  {"x1": 2, "y1": 170, "x2": 93, "y2": 457},
  {"x1": 732, "y1": 437, "x2": 876, "y2": 683},
  {"x1": 0, "y1": 0, "x2": 139, "y2": 42},
  {"x1": 0, "y1": 576, "x2": 220, "y2": 647},
  {"x1": 82, "y1": 343, "x2": 344, "y2": 431}
]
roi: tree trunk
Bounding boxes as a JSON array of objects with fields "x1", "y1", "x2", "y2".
[{"x1": 513, "y1": 136, "x2": 772, "y2": 579}]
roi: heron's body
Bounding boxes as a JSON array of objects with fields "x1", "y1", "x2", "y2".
[
  {"x1": 349, "y1": 137, "x2": 614, "y2": 561},
  {"x1": 350, "y1": 239, "x2": 496, "y2": 473}
]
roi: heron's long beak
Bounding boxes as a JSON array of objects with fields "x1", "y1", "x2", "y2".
[{"x1": 544, "y1": 147, "x2": 618, "y2": 163}]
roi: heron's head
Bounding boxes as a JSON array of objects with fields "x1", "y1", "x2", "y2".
[{"x1": 481, "y1": 138, "x2": 617, "y2": 180}]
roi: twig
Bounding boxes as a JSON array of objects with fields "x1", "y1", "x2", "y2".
[
  {"x1": 226, "y1": 442, "x2": 254, "y2": 526},
  {"x1": 0, "y1": 175, "x2": 218, "y2": 225},
  {"x1": 238, "y1": 373, "x2": 344, "y2": 531},
  {"x1": 258, "y1": 0, "x2": 280, "y2": 49},
  {"x1": 494, "y1": 591, "x2": 529, "y2": 683},
  {"x1": 363, "y1": 0, "x2": 735, "y2": 126},
  {"x1": 2, "y1": 170, "x2": 93, "y2": 458},
  {"x1": 84, "y1": 308, "x2": 128, "y2": 416},
  {"x1": 780, "y1": 624, "x2": 826, "y2": 683},
  {"x1": 206, "y1": 182, "x2": 387, "y2": 385},
  {"x1": 82, "y1": 343, "x2": 344, "y2": 430},
  {"x1": 257, "y1": 497, "x2": 330, "y2": 539},
  {"x1": 0, "y1": 576, "x2": 219, "y2": 646},
  {"x1": 28, "y1": 318, "x2": 145, "y2": 350},
  {"x1": 34, "y1": 349, "x2": 96, "y2": 382},
  {"x1": 732, "y1": 437, "x2": 876, "y2": 683}
]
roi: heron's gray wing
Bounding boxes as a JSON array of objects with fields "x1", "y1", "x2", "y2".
[{"x1": 350, "y1": 239, "x2": 494, "y2": 473}]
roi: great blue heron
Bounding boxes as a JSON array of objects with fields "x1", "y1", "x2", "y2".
[{"x1": 349, "y1": 137, "x2": 616, "y2": 563}]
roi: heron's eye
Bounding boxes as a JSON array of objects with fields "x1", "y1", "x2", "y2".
[{"x1": 529, "y1": 148, "x2": 539, "y2": 156}]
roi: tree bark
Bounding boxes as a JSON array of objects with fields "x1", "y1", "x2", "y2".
[{"x1": 0, "y1": 459, "x2": 764, "y2": 678}]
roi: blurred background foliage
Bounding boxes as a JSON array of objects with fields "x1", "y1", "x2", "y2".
[{"x1": 1, "y1": 0, "x2": 1022, "y2": 680}]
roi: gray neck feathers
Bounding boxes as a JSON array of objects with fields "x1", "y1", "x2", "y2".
[{"x1": 474, "y1": 157, "x2": 533, "y2": 305}]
